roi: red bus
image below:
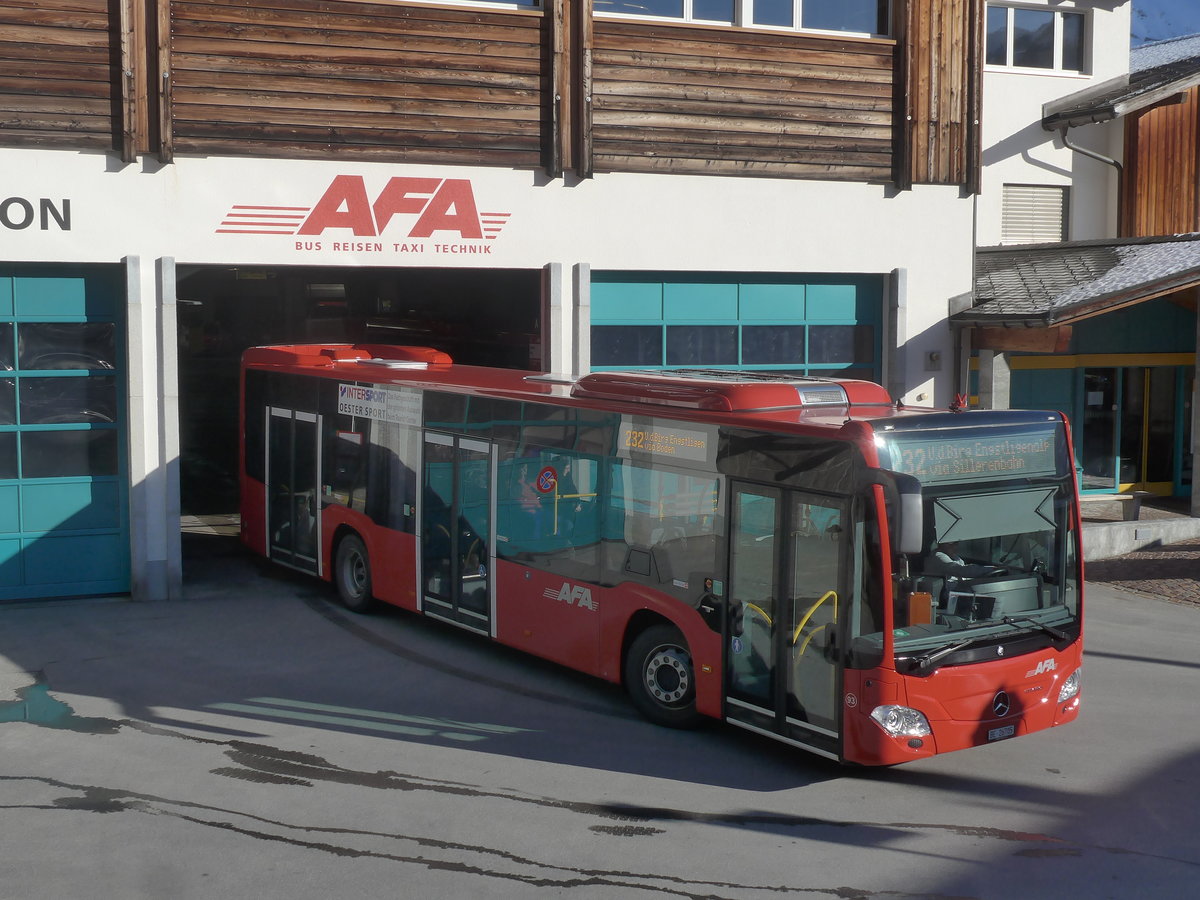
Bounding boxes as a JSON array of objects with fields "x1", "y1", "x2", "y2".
[{"x1": 240, "y1": 343, "x2": 1083, "y2": 766}]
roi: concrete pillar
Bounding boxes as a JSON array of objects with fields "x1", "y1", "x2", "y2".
[
  {"x1": 977, "y1": 349, "x2": 1011, "y2": 410},
  {"x1": 541, "y1": 263, "x2": 566, "y2": 374},
  {"x1": 123, "y1": 256, "x2": 182, "y2": 602},
  {"x1": 124, "y1": 257, "x2": 163, "y2": 600},
  {"x1": 572, "y1": 263, "x2": 591, "y2": 378},
  {"x1": 886, "y1": 267, "x2": 908, "y2": 402},
  {"x1": 158, "y1": 258, "x2": 183, "y2": 597}
]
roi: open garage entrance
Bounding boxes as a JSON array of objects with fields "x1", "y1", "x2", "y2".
[{"x1": 176, "y1": 265, "x2": 542, "y2": 519}]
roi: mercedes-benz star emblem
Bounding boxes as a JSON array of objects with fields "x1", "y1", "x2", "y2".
[{"x1": 993, "y1": 691, "x2": 1011, "y2": 717}]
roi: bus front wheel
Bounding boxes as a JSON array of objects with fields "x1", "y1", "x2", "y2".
[
  {"x1": 625, "y1": 624, "x2": 701, "y2": 729},
  {"x1": 334, "y1": 534, "x2": 376, "y2": 613}
]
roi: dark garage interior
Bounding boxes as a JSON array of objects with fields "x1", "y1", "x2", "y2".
[{"x1": 176, "y1": 265, "x2": 542, "y2": 516}]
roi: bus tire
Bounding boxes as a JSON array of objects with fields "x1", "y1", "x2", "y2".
[
  {"x1": 334, "y1": 534, "x2": 376, "y2": 614},
  {"x1": 624, "y1": 624, "x2": 701, "y2": 729}
]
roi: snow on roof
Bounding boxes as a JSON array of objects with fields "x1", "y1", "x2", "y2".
[{"x1": 1131, "y1": 32, "x2": 1200, "y2": 73}]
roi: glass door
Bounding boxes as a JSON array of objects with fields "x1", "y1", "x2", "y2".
[
  {"x1": 266, "y1": 407, "x2": 321, "y2": 574},
  {"x1": 421, "y1": 433, "x2": 494, "y2": 633},
  {"x1": 1081, "y1": 366, "x2": 1189, "y2": 496},
  {"x1": 1142, "y1": 367, "x2": 1178, "y2": 494},
  {"x1": 1080, "y1": 368, "x2": 1117, "y2": 491},
  {"x1": 726, "y1": 483, "x2": 847, "y2": 760}
]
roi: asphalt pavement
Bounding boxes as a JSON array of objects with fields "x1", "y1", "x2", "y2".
[{"x1": 1, "y1": 532, "x2": 1199, "y2": 899}]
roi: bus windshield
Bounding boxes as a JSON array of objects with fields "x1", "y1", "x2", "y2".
[{"x1": 875, "y1": 418, "x2": 1081, "y2": 668}]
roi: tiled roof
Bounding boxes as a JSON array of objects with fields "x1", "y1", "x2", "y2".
[
  {"x1": 955, "y1": 234, "x2": 1200, "y2": 325},
  {"x1": 1042, "y1": 33, "x2": 1200, "y2": 129}
]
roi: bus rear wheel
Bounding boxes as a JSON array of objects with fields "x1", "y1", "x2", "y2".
[
  {"x1": 334, "y1": 534, "x2": 376, "y2": 613},
  {"x1": 625, "y1": 624, "x2": 701, "y2": 729}
]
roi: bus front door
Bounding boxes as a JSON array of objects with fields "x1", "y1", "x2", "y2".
[
  {"x1": 726, "y1": 485, "x2": 846, "y2": 761},
  {"x1": 266, "y1": 407, "x2": 321, "y2": 575},
  {"x1": 421, "y1": 433, "x2": 495, "y2": 634}
]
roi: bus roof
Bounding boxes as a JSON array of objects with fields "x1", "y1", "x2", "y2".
[{"x1": 241, "y1": 343, "x2": 1060, "y2": 433}]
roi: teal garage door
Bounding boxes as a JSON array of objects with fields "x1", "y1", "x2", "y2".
[
  {"x1": 591, "y1": 273, "x2": 883, "y2": 382},
  {"x1": 0, "y1": 267, "x2": 129, "y2": 601}
]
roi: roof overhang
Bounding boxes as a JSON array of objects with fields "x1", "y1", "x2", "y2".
[
  {"x1": 954, "y1": 235, "x2": 1200, "y2": 329},
  {"x1": 1042, "y1": 43, "x2": 1200, "y2": 130}
]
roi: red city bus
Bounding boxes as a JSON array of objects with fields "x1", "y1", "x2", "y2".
[{"x1": 240, "y1": 343, "x2": 1083, "y2": 766}]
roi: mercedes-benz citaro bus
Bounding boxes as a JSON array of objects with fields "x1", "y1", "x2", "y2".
[{"x1": 240, "y1": 343, "x2": 1082, "y2": 766}]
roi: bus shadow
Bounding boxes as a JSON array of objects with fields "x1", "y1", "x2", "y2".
[{"x1": 2, "y1": 530, "x2": 844, "y2": 794}]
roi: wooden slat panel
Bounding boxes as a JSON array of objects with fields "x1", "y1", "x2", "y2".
[
  {"x1": 172, "y1": 21, "x2": 541, "y2": 61},
  {"x1": 904, "y1": 0, "x2": 975, "y2": 187},
  {"x1": 595, "y1": 132, "x2": 892, "y2": 164},
  {"x1": 598, "y1": 154, "x2": 886, "y2": 180},
  {"x1": 174, "y1": 102, "x2": 542, "y2": 136},
  {"x1": 167, "y1": 0, "x2": 547, "y2": 166},
  {"x1": 0, "y1": 42, "x2": 111, "y2": 67},
  {"x1": 177, "y1": 117, "x2": 540, "y2": 148},
  {"x1": 594, "y1": 124, "x2": 892, "y2": 152},
  {"x1": 589, "y1": 19, "x2": 896, "y2": 181},
  {"x1": 0, "y1": 0, "x2": 120, "y2": 152},
  {"x1": 1123, "y1": 87, "x2": 1200, "y2": 237},
  {"x1": 593, "y1": 21, "x2": 895, "y2": 68},
  {"x1": 176, "y1": 0, "x2": 539, "y2": 34},
  {"x1": 0, "y1": 0, "x2": 108, "y2": 12},
  {"x1": 591, "y1": 101, "x2": 891, "y2": 135}
]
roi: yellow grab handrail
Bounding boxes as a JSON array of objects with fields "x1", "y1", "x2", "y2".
[{"x1": 792, "y1": 590, "x2": 837, "y2": 646}]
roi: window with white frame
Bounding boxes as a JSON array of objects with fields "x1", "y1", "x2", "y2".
[
  {"x1": 593, "y1": 0, "x2": 892, "y2": 36},
  {"x1": 1002, "y1": 184, "x2": 1069, "y2": 244},
  {"x1": 986, "y1": 3, "x2": 1087, "y2": 72}
]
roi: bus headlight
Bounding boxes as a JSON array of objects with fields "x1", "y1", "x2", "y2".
[
  {"x1": 1057, "y1": 669, "x2": 1080, "y2": 703},
  {"x1": 870, "y1": 705, "x2": 932, "y2": 738}
]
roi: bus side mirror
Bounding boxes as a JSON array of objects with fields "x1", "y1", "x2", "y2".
[
  {"x1": 867, "y1": 469, "x2": 924, "y2": 558},
  {"x1": 892, "y1": 472, "x2": 924, "y2": 556}
]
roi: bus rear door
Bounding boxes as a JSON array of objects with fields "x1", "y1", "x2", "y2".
[
  {"x1": 726, "y1": 485, "x2": 847, "y2": 761},
  {"x1": 421, "y1": 433, "x2": 495, "y2": 634}
]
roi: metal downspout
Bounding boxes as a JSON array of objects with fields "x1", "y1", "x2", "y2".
[
  {"x1": 1060, "y1": 125, "x2": 1124, "y2": 238},
  {"x1": 1059, "y1": 126, "x2": 1124, "y2": 175}
]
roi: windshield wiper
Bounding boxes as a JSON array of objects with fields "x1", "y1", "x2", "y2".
[
  {"x1": 1001, "y1": 615, "x2": 1068, "y2": 641},
  {"x1": 906, "y1": 637, "x2": 978, "y2": 677},
  {"x1": 904, "y1": 616, "x2": 1070, "y2": 677}
]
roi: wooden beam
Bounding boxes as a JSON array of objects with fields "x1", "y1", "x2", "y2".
[
  {"x1": 573, "y1": 0, "x2": 593, "y2": 179},
  {"x1": 893, "y1": 0, "x2": 913, "y2": 189},
  {"x1": 544, "y1": 0, "x2": 565, "y2": 177},
  {"x1": 974, "y1": 326, "x2": 1073, "y2": 353},
  {"x1": 156, "y1": 0, "x2": 172, "y2": 163},
  {"x1": 118, "y1": 0, "x2": 135, "y2": 161},
  {"x1": 966, "y1": 0, "x2": 983, "y2": 194}
]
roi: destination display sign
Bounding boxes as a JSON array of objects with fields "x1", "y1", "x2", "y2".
[
  {"x1": 618, "y1": 416, "x2": 715, "y2": 467},
  {"x1": 883, "y1": 428, "x2": 1060, "y2": 484}
]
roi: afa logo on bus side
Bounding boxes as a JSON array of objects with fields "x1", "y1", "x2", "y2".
[
  {"x1": 216, "y1": 175, "x2": 513, "y2": 254},
  {"x1": 543, "y1": 582, "x2": 598, "y2": 612}
]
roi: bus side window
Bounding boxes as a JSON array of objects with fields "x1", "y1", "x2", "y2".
[
  {"x1": 497, "y1": 459, "x2": 547, "y2": 556},
  {"x1": 605, "y1": 461, "x2": 722, "y2": 596},
  {"x1": 328, "y1": 430, "x2": 365, "y2": 508}
]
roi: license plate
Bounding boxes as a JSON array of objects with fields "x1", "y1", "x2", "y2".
[{"x1": 988, "y1": 724, "x2": 1016, "y2": 741}]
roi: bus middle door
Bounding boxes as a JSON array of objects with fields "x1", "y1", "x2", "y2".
[
  {"x1": 421, "y1": 433, "x2": 495, "y2": 635},
  {"x1": 266, "y1": 406, "x2": 321, "y2": 576},
  {"x1": 726, "y1": 485, "x2": 847, "y2": 761}
]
